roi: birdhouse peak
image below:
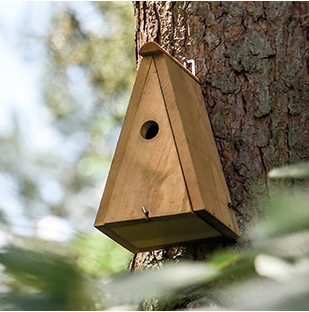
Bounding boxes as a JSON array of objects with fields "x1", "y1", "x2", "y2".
[
  {"x1": 139, "y1": 41, "x2": 165, "y2": 56},
  {"x1": 139, "y1": 42, "x2": 200, "y2": 83}
]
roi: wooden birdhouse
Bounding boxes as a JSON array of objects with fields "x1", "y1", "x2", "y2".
[{"x1": 94, "y1": 42, "x2": 239, "y2": 253}]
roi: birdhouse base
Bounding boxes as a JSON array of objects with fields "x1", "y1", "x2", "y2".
[{"x1": 96, "y1": 212, "x2": 224, "y2": 253}]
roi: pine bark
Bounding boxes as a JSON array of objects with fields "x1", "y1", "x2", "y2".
[{"x1": 131, "y1": 0, "x2": 309, "y2": 282}]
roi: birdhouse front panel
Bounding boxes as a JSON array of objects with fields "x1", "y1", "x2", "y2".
[
  {"x1": 95, "y1": 42, "x2": 239, "y2": 253},
  {"x1": 101, "y1": 57, "x2": 192, "y2": 223}
]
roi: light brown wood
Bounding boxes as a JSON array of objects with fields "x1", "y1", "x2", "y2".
[
  {"x1": 99, "y1": 58, "x2": 192, "y2": 224},
  {"x1": 97, "y1": 213, "x2": 221, "y2": 253},
  {"x1": 95, "y1": 42, "x2": 239, "y2": 253},
  {"x1": 144, "y1": 43, "x2": 237, "y2": 231},
  {"x1": 95, "y1": 57, "x2": 153, "y2": 224},
  {"x1": 154, "y1": 54, "x2": 239, "y2": 237}
]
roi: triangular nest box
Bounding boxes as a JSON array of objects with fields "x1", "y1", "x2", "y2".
[{"x1": 95, "y1": 42, "x2": 239, "y2": 253}]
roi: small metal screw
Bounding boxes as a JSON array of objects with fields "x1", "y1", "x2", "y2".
[{"x1": 142, "y1": 206, "x2": 149, "y2": 220}]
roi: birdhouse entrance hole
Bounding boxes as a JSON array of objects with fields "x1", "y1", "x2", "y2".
[{"x1": 140, "y1": 120, "x2": 159, "y2": 140}]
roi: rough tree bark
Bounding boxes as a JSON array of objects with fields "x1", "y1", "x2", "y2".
[{"x1": 130, "y1": 1, "x2": 309, "y2": 307}]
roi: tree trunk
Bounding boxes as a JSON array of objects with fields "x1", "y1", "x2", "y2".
[{"x1": 130, "y1": 0, "x2": 309, "y2": 303}]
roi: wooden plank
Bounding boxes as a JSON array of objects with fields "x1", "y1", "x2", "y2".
[
  {"x1": 94, "y1": 57, "x2": 153, "y2": 226},
  {"x1": 154, "y1": 54, "x2": 239, "y2": 237},
  {"x1": 96, "y1": 56, "x2": 192, "y2": 226},
  {"x1": 99, "y1": 212, "x2": 222, "y2": 253}
]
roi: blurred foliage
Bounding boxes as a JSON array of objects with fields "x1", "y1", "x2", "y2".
[
  {"x1": 0, "y1": 245, "x2": 95, "y2": 310},
  {"x1": 268, "y1": 162, "x2": 309, "y2": 179},
  {"x1": 68, "y1": 232, "x2": 131, "y2": 278},
  {"x1": 0, "y1": 233, "x2": 131, "y2": 310},
  {"x1": 1, "y1": 163, "x2": 308, "y2": 310},
  {"x1": 1, "y1": 1, "x2": 135, "y2": 242},
  {"x1": 0, "y1": 1, "x2": 136, "y2": 234},
  {"x1": 0, "y1": 1, "x2": 134, "y2": 310},
  {"x1": 40, "y1": 1, "x2": 136, "y2": 227}
]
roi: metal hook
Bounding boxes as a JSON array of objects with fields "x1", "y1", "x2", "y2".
[
  {"x1": 183, "y1": 59, "x2": 196, "y2": 76},
  {"x1": 142, "y1": 206, "x2": 149, "y2": 221}
]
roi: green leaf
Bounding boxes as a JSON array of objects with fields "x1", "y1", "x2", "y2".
[
  {"x1": 107, "y1": 262, "x2": 217, "y2": 300},
  {"x1": 0, "y1": 245, "x2": 95, "y2": 310},
  {"x1": 249, "y1": 193, "x2": 309, "y2": 241},
  {"x1": 268, "y1": 162, "x2": 309, "y2": 179}
]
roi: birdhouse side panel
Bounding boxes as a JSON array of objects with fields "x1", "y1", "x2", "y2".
[{"x1": 154, "y1": 54, "x2": 239, "y2": 237}]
